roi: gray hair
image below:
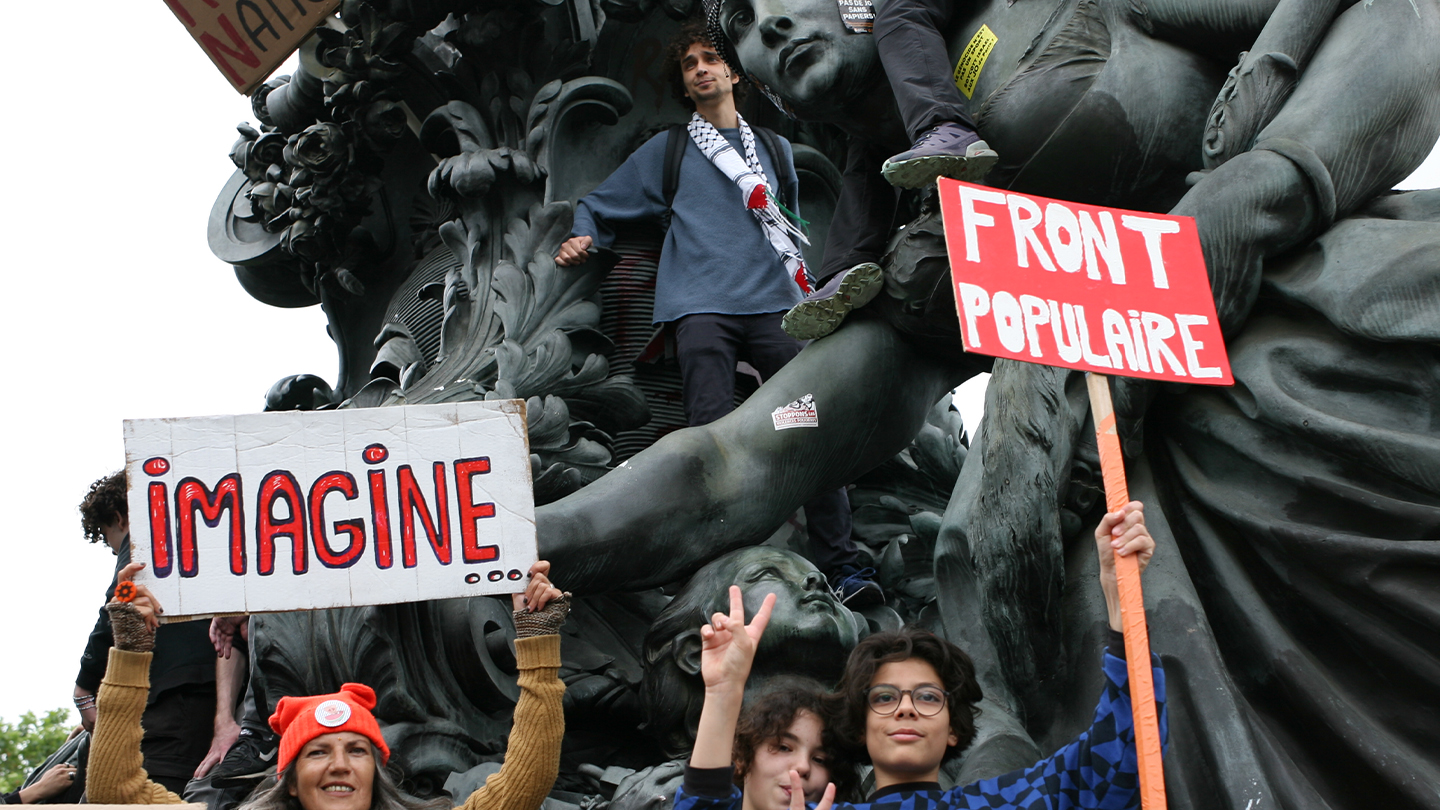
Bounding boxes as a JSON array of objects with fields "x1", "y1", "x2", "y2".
[{"x1": 237, "y1": 745, "x2": 451, "y2": 810}]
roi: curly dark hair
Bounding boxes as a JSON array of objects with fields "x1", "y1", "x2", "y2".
[
  {"x1": 664, "y1": 19, "x2": 747, "y2": 111},
  {"x1": 80, "y1": 471, "x2": 128, "y2": 543},
  {"x1": 827, "y1": 628, "x2": 983, "y2": 764},
  {"x1": 733, "y1": 677, "x2": 861, "y2": 802}
]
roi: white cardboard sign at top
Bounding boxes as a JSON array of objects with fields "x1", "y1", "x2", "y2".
[{"x1": 124, "y1": 401, "x2": 536, "y2": 620}]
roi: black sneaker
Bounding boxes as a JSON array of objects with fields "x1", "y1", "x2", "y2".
[
  {"x1": 211, "y1": 729, "x2": 278, "y2": 787},
  {"x1": 781, "y1": 262, "x2": 884, "y2": 340},
  {"x1": 832, "y1": 567, "x2": 885, "y2": 609},
  {"x1": 882, "y1": 122, "x2": 999, "y2": 189}
]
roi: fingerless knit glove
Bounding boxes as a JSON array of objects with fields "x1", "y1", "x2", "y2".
[
  {"x1": 512, "y1": 594, "x2": 571, "y2": 638},
  {"x1": 105, "y1": 602, "x2": 155, "y2": 653}
]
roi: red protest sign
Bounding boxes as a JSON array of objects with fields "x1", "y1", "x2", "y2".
[{"x1": 938, "y1": 178, "x2": 1232, "y2": 385}]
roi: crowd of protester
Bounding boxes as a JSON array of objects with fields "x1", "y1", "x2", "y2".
[{"x1": 8, "y1": 463, "x2": 1161, "y2": 810}]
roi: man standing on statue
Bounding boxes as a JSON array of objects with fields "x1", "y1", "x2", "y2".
[
  {"x1": 554, "y1": 22, "x2": 882, "y2": 607},
  {"x1": 702, "y1": 0, "x2": 998, "y2": 340}
]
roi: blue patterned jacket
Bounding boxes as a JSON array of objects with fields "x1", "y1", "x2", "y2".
[{"x1": 675, "y1": 649, "x2": 1166, "y2": 810}]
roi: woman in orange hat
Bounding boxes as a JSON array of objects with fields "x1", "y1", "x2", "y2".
[{"x1": 86, "y1": 560, "x2": 569, "y2": 810}]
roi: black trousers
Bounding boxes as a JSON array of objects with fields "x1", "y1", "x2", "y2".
[
  {"x1": 874, "y1": 0, "x2": 978, "y2": 141},
  {"x1": 139, "y1": 683, "x2": 216, "y2": 792},
  {"x1": 674, "y1": 312, "x2": 859, "y2": 575}
]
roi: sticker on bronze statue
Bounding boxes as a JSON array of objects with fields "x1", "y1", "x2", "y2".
[
  {"x1": 837, "y1": 0, "x2": 875, "y2": 33},
  {"x1": 953, "y1": 24, "x2": 998, "y2": 99},
  {"x1": 772, "y1": 394, "x2": 820, "y2": 430}
]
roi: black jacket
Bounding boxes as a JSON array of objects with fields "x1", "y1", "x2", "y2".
[{"x1": 75, "y1": 537, "x2": 215, "y2": 700}]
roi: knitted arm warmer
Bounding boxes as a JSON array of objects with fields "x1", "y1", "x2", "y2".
[
  {"x1": 454, "y1": 635, "x2": 566, "y2": 810},
  {"x1": 86, "y1": 649, "x2": 184, "y2": 804}
]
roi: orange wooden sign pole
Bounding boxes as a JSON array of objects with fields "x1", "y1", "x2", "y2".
[{"x1": 1086, "y1": 372, "x2": 1167, "y2": 810}]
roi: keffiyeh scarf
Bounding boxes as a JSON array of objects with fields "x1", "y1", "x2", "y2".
[{"x1": 686, "y1": 112, "x2": 813, "y2": 293}]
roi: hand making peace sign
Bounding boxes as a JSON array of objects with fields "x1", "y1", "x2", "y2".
[{"x1": 699, "y1": 585, "x2": 776, "y2": 693}]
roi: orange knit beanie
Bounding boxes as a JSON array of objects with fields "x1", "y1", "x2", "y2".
[{"x1": 268, "y1": 683, "x2": 390, "y2": 772}]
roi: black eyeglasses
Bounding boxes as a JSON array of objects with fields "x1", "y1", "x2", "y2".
[{"x1": 865, "y1": 685, "x2": 949, "y2": 717}]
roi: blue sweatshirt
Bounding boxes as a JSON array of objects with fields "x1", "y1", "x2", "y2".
[
  {"x1": 675, "y1": 648, "x2": 1167, "y2": 810},
  {"x1": 570, "y1": 127, "x2": 805, "y2": 324}
]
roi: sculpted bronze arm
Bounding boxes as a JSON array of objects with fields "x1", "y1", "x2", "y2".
[{"x1": 1202, "y1": 0, "x2": 1359, "y2": 167}]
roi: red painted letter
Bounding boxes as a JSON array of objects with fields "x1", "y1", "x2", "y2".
[
  {"x1": 397, "y1": 463, "x2": 451, "y2": 567},
  {"x1": 149, "y1": 482, "x2": 174, "y2": 577},
  {"x1": 454, "y1": 457, "x2": 499, "y2": 563},
  {"x1": 175, "y1": 474, "x2": 245, "y2": 577},
  {"x1": 199, "y1": 15, "x2": 262, "y2": 88},
  {"x1": 368, "y1": 469, "x2": 392, "y2": 569},
  {"x1": 256, "y1": 471, "x2": 307, "y2": 575},
  {"x1": 309, "y1": 472, "x2": 365, "y2": 569}
]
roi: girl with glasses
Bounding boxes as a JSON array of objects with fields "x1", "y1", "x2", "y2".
[{"x1": 679, "y1": 501, "x2": 1165, "y2": 810}]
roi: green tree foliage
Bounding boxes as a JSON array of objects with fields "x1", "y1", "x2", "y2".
[{"x1": 0, "y1": 710, "x2": 72, "y2": 792}]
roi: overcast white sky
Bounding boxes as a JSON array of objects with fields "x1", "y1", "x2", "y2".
[
  {"x1": 0, "y1": 3, "x2": 331, "y2": 722},
  {"x1": 0, "y1": 1, "x2": 1437, "y2": 725}
]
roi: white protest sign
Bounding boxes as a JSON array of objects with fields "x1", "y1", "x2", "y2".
[{"x1": 124, "y1": 401, "x2": 536, "y2": 620}]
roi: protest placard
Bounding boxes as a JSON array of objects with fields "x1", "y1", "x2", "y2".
[
  {"x1": 938, "y1": 178, "x2": 1232, "y2": 385},
  {"x1": 123, "y1": 401, "x2": 536, "y2": 621},
  {"x1": 940, "y1": 178, "x2": 1231, "y2": 810},
  {"x1": 161, "y1": 0, "x2": 341, "y2": 94}
]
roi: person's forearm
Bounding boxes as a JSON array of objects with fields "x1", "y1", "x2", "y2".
[
  {"x1": 689, "y1": 686, "x2": 744, "y2": 769},
  {"x1": 1102, "y1": 578, "x2": 1123, "y2": 632},
  {"x1": 89, "y1": 650, "x2": 184, "y2": 804},
  {"x1": 73, "y1": 685, "x2": 97, "y2": 732},
  {"x1": 214, "y1": 650, "x2": 245, "y2": 731},
  {"x1": 456, "y1": 635, "x2": 564, "y2": 810}
]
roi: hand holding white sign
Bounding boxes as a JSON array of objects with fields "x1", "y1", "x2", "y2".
[{"x1": 513, "y1": 560, "x2": 563, "y2": 613}]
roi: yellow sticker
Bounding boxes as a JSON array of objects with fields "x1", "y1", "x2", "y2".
[{"x1": 953, "y1": 24, "x2": 998, "y2": 99}]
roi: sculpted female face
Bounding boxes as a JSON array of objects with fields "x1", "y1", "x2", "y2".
[
  {"x1": 727, "y1": 547, "x2": 862, "y2": 663},
  {"x1": 716, "y1": 0, "x2": 881, "y2": 118}
]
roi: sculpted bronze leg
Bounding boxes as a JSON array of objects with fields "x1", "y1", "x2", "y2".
[{"x1": 538, "y1": 315, "x2": 967, "y2": 594}]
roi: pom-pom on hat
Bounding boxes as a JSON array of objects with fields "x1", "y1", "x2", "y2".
[{"x1": 269, "y1": 683, "x2": 389, "y2": 772}]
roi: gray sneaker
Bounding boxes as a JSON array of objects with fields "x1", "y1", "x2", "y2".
[
  {"x1": 882, "y1": 122, "x2": 999, "y2": 189},
  {"x1": 782, "y1": 262, "x2": 884, "y2": 340}
]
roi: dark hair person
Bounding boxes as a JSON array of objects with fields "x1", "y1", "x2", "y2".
[
  {"x1": 826, "y1": 628, "x2": 982, "y2": 768},
  {"x1": 86, "y1": 561, "x2": 570, "y2": 810},
  {"x1": 662, "y1": 20, "x2": 748, "y2": 111},
  {"x1": 79, "y1": 470, "x2": 128, "y2": 545},
  {"x1": 703, "y1": 677, "x2": 860, "y2": 810},
  {"x1": 676, "y1": 501, "x2": 1167, "y2": 810}
]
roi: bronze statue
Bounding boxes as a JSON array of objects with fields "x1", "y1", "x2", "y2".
[
  {"x1": 209, "y1": 0, "x2": 1440, "y2": 806},
  {"x1": 532, "y1": 1, "x2": 1440, "y2": 806}
]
